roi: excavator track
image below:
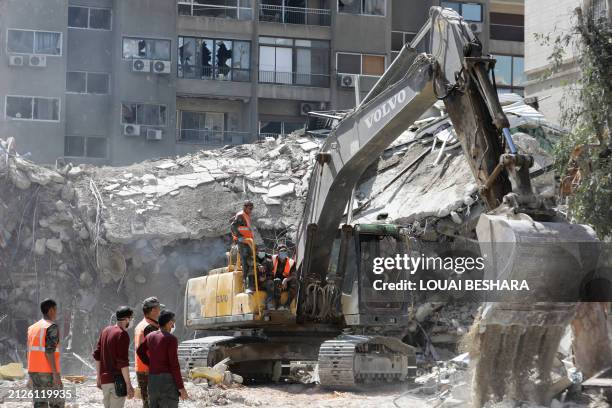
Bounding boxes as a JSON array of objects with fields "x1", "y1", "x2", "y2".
[{"x1": 318, "y1": 335, "x2": 416, "y2": 389}]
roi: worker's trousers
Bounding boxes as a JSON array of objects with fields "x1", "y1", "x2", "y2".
[
  {"x1": 30, "y1": 372, "x2": 65, "y2": 408},
  {"x1": 238, "y1": 242, "x2": 254, "y2": 291},
  {"x1": 148, "y1": 373, "x2": 179, "y2": 408},
  {"x1": 136, "y1": 372, "x2": 149, "y2": 408}
]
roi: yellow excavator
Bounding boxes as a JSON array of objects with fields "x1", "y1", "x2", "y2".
[{"x1": 180, "y1": 6, "x2": 601, "y2": 401}]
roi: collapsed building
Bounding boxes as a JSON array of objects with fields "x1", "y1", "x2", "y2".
[{"x1": 0, "y1": 95, "x2": 561, "y2": 375}]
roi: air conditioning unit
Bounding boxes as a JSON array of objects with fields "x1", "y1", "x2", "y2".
[
  {"x1": 339, "y1": 74, "x2": 355, "y2": 88},
  {"x1": 123, "y1": 124, "x2": 141, "y2": 136},
  {"x1": 29, "y1": 54, "x2": 47, "y2": 68},
  {"x1": 300, "y1": 102, "x2": 315, "y2": 116},
  {"x1": 146, "y1": 128, "x2": 163, "y2": 141},
  {"x1": 469, "y1": 22, "x2": 483, "y2": 33},
  {"x1": 152, "y1": 60, "x2": 171, "y2": 74},
  {"x1": 8, "y1": 55, "x2": 24, "y2": 67},
  {"x1": 132, "y1": 58, "x2": 151, "y2": 73}
]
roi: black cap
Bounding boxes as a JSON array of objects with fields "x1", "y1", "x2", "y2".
[
  {"x1": 116, "y1": 306, "x2": 134, "y2": 320},
  {"x1": 158, "y1": 310, "x2": 176, "y2": 327}
]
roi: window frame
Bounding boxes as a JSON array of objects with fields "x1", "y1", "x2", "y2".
[
  {"x1": 491, "y1": 54, "x2": 525, "y2": 93},
  {"x1": 122, "y1": 36, "x2": 173, "y2": 61},
  {"x1": 65, "y1": 71, "x2": 111, "y2": 95},
  {"x1": 177, "y1": 36, "x2": 252, "y2": 82},
  {"x1": 178, "y1": 0, "x2": 253, "y2": 20},
  {"x1": 5, "y1": 95, "x2": 61, "y2": 122},
  {"x1": 6, "y1": 28, "x2": 63, "y2": 56},
  {"x1": 440, "y1": 1, "x2": 483, "y2": 22},
  {"x1": 120, "y1": 102, "x2": 168, "y2": 127},
  {"x1": 337, "y1": 0, "x2": 386, "y2": 17},
  {"x1": 68, "y1": 6, "x2": 113, "y2": 31},
  {"x1": 336, "y1": 51, "x2": 386, "y2": 76},
  {"x1": 64, "y1": 135, "x2": 108, "y2": 159}
]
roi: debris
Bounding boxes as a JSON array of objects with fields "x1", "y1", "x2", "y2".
[
  {"x1": 0, "y1": 363, "x2": 25, "y2": 380},
  {"x1": 190, "y1": 367, "x2": 224, "y2": 384},
  {"x1": 45, "y1": 238, "x2": 63, "y2": 254}
]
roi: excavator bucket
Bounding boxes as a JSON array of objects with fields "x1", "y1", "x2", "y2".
[{"x1": 470, "y1": 213, "x2": 600, "y2": 406}]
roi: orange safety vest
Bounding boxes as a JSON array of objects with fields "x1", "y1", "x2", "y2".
[
  {"x1": 27, "y1": 319, "x2": 60, "y2": 374},
  {"x1": 134, "y1": 318, "x2": 157, "y2": 373},
  {"x1": 232, "y1": 210, "x2": 254, "y2": 241},
  {"x1": 272, "y1": 255, "x2": 294, "y2": 278}
]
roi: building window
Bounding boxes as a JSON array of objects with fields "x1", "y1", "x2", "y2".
[
  {"x1": 122, "y1": 37, "x2": 171, "y2": 61},
  {"x1": 178, "y1": 37, "x2": 250, "y2": 82},
  {"x1": 337, "y1": 52, "x2": 385, "y2": 76},
  {"x1": 259, "y1": 120, "x2": 304, "y2": 138},
  {"x1": 591, "y1": 0, "x2": 608, "y2": 20},
  {"x1": 65, "y1": 136, "x2": 107, "y2": 158},
  {"x1": 121, "y1": 103, "x2": 167, "y2": 126},
  {"x1": 490, "y1": 13, "x2": 524, "y2": 42},
  {"x1": 391, "y1": 31, "x2": 416, "y2": 60},
  {"x1": 440, "y1": 2, "x2": 483, "y2": 22},
  {"x1": 178, "y1": 110, "x2": 227, "y2": 144},
  {"x1": 338, "y1": 0, "x2": 385, "y2": 16},
  {"x1": 66, "y1": 72, "x2": 110, "y2": 94},
  {"x1": 68, "y1": 6, "x2": 112, "y2": 30},
  {"x1": 492, "y1": 54, "x2": 525, "y2": 94},
  {"x1": 178, "y1": 0, "x2": 253, "y2": 20},
  {"x1": 7, "y1": 29, "x2": 62, "y2": 55},
  {"x1": 6, "y1": 96, "x2": 60, "y2": 121},
  {"x1": 259, "y1": 0, "x2": 331, "y2": 26},
  {"x1": 258, "y1": 37, "x2": 330, "y2": 86}
]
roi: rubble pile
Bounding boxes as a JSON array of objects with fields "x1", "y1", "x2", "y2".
[{"x1": 0, "y1": 95, "x2": 561, "y2": 376}]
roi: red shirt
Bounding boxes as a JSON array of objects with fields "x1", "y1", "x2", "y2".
[
  {"x1": 136, "y1": 331, "x2": 184, "y2": 389},
  {"x1": 92, "y1": 325, "x2": 130, "y2": 384}
]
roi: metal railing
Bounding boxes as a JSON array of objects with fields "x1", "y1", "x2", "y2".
[
  {"x1": 178, "y1": 64, "x2": 251, "y2": 82},
  {"x1": 177, "y1": 0, "x2": 253, "y2": 20},
  {"x1": 258, "y1": 70, "x2": 330, "y2": 87},
  {"x1": 176, "y1": 129, "x2": 250, "y2": 145},
  {"x1": 490, "y1": 24, "x2": 524, "y2": 42},
  {"x1": 259, "y1": 4, "x2": 331, "y2": 26}
]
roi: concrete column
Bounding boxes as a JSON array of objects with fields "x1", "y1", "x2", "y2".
[{"x1": 250, "y1": 0, "x2": 260, "y2": 142}]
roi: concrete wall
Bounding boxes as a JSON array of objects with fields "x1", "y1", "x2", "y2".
[{"x1": 0, "y1": 0, "x2": 68, "y2": 163}]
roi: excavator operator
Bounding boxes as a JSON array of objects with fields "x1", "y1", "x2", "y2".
[
  {"x1": 231, "y1": 200, "x2": 256, "y2": 294},
  {"x1": 266, "y1": 245, "x2": 296, "y2": 310}
]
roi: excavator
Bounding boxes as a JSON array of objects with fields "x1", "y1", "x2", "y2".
[{"x1": 180, "y1": 6, "x2": 600, "y2": 403}]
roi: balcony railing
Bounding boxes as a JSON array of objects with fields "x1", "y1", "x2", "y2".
[
  {"x1": 177, "y1": 0, "x2": 253, "y2": 20},
  {"x1": 176, "y1": 129, "x2": 250, "y2": 145},
  {"x1": 258, "y1": 70, "x2": 330, "y2": 87},
  {"x1": 259, "y1": 4, "x2": 331, "y2": 26},
  {"x1": 178, "y1": 64, "x2": 251, "y2": 82}
]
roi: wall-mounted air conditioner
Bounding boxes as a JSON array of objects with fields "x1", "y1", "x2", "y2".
[
  {"x1": 29, "y1": 54, "x2": 47, "y2": 68},
  {"x1": 123, "y1": 124, "x2": 141, "y2": 136},
  {"x1": 300, "y1": 103, "x2": 315, "y2": 116},
  {"x1": 152, "y1": 60, "x2": 171, "y2": 74},
  {"x1": 146, "y1": 128, "x2": 163, "y2": 141},
  {"x1": 132, "y1": 59, "x2": 151, "y2": 73},
  {"x1": 339, "y1": 74, "x2": 355, "y2": 88},
  {"x1": 469, "y1": 22, "x2": 483, "y2": 33},
  {"x1": 9, "y1": 55, "x2": 24, "y2": 67}
]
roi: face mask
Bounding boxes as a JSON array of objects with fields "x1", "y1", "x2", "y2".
[
  {"x1": 170, "y1": 325, "x2": 176, "y2": 334},
  {"x1": 257, "y1": 251, "x2": 265, "y2": 259},
  {"x1": 279, "y1": 252, "x2": 287, "y2": 260}
]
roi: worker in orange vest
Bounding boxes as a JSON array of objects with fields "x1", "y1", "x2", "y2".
[
  {"x1": 134, "y1": 297, "x2": 163, "y2": 408},
  {"x1": 231, "y1": 200, "x2": 256, "y2": 293},
  {"x1": 27, "y1": 298, "x2": 64, "y2": 408},
  {"x1": 266, "y1": 245, "x2": 297, "y2": 310}
]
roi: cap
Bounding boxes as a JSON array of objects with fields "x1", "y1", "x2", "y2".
[
  {"x1": 142, "y1": 297, "x2": 165, "y2": 309},
  {"x1": 158, "y1": 310, "x2": 176, "y2": 327},
  {"x1": 116, "y1": 306, "x2": 134, "y2": 320}
]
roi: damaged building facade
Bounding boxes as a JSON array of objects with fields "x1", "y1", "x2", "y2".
[{"x1": 0, "y1": 0, "x2": 524, "y2": 165}]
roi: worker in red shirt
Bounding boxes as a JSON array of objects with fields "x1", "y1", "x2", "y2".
[
  {"x1": 137, "y1": 310, "x2": 188, "y2": 407},
  {"x1": 93, "y1": 306, "x2": 135, "y2": 408}
]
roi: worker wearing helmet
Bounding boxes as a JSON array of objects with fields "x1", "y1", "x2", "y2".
[{"x1": 231, "y1": 200, "x2": 256, "y2": 293}]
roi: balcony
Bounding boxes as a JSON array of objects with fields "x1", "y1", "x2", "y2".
[
  {"x1": 178, "y1": 65, "x2": 251, "y2": 82},
  {"x1": 259, "y1": 4, "x2": 331, "y2": 26},
  {"x1": 176, "y1": 129, "x2": 250, "y2": 145},
  {"x1": 258, "y1": 71, "x2": 329, "y2": 87},
  {"x1": 177, "y1": 0, "x2": 253, "y2": 20}
]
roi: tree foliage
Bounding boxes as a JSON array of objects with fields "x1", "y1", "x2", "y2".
[{"x1": 535, "y1": 6, "x2": 612, "y2": 238}]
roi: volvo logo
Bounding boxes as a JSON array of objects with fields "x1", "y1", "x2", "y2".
[{"x1": 365, "y1": 90, "x2": 407, "y2": 128}]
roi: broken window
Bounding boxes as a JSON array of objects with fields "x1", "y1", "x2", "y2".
[
  {"x1": 6, "y1": 96, "x2": 60, "y2": 121},
  {"x1": 66, "y1": 72, "x2": 110, "y2": 94},
  {"x1": 65, "y1": 136, "x2": 107, "y2": 158},
  {"x1": 441, "y1": 2, "x2": 482, "y2": 22},
  {"x1": 178, "y1": 37, "x2": 251, "y2": 81},
  {"x1": 337, "y1": 52, "x2": 384, "y2": 76},
  {"x1": 121, "y1": 103, "x2": 167, "y2": 126},
  {"x1": 123, "y1": 38, "x2": 171, "y2": 61},
  {"x1": 7, "y1": 30, "x2": 61, "y2": 55},
  {"x1": 338, "y1": 0, "x2": 385, "y2": 16}
]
